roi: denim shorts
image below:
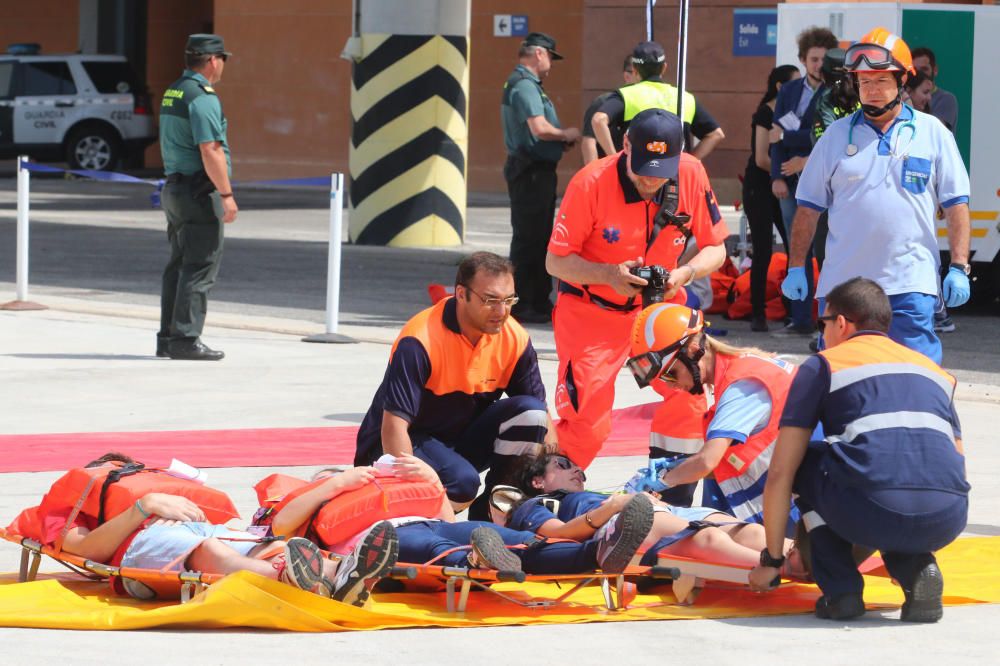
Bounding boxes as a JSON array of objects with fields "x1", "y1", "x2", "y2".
[
  {"x1": 121, "y1": 522, "x2": 259, "y2": 572},
  {"x1": 655, "y1": 504, "x2": 723, "y2": 523}
]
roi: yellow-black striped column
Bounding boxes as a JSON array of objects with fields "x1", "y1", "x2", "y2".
[{"x1": 348, "y1": 1, "x2": 469, "y2": 247}]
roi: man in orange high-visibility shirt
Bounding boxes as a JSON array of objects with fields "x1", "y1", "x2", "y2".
[{"x1": 546, "y1": 108, "x2": 728, "y2": 472}]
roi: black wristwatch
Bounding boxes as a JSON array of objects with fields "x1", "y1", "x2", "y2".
[
  {"x1": 759, "y1": 548, "x2": 785, "y2": 568},
  {"x1": 950, "y1": 262, "x2": 971, "y2": 276}
]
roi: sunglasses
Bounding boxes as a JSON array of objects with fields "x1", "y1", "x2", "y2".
[
  {"x1": 552, "y1": 456, "x2": 575, "y2": 471},
  {"x1": 816, "y1": 313, "x2": 855, "y2": 333}
]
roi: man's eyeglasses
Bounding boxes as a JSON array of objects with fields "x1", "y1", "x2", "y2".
[
  {"x1": 213, "y1": 53, "x2": 228, "y2": 62},
  {"x1": 816, "y1": 313, "x2": 854, "y2": 333},
  {"x1": 464, "y1": 286, "x2": 519, "y2": 309}
]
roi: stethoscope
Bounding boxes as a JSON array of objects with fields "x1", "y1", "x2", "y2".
[{"x1": 845, "y1": 108, "x2": 917, "y2": 157}]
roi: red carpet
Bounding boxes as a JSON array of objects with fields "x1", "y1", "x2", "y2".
[{"x1": 0, "y1": 403, "x2": 658, "y2": 473}]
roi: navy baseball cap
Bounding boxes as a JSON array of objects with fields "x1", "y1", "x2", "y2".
[
  {"x1": 627, "y1": 108, "x2": 683, "y2": 179},
  {"x1": 631, "y1": 41, "x2": 666, "y2": 66}
]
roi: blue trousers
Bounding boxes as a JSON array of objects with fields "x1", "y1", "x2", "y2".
[
  {"x1": 779, "y1": 190, "x2": 815, "y2": 329},
  {"x1": 411, "y1": 395, "x2": 549, "y2": 505},
  {"x1": 816, "y1": 292, "x2": 941, "y2": 363},
  {"x1": 396, "y1": 521, "x2": 598, "y2": 574},
  {"x1": 793, "y1": 445, "x2": 967, "y2": 599}
]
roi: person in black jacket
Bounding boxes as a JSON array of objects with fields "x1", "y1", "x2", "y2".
[{"x1": 743, "y1": 65, "x2": 800, "y2": 331}]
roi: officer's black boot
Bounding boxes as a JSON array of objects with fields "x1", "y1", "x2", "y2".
[
  {"x1": 167, "y1": 337, "x2": 224, "y2": 361},
  {"x1": 156, "y1": 335, "x2": 170, "y2": 358}
]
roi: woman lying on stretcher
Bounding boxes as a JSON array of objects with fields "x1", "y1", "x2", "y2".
[
  {"x1": 8, "y1": 453, "x2": 339, "y2": 600},
  {"x1": 252, "y1": 454, "x2": 656, "y2": 599},
  {"x1": 499, "y1": 453, "x2": 806, "y2": 576}
]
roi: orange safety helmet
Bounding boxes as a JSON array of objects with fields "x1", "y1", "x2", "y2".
[
  {"x1": 627, "y1": 303, "x2": 705, "y2": 388},
  {"x1": 844, "y1": 27, "x2": 916, "y2": 76}
]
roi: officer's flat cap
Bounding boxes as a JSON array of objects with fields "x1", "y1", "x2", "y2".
[
  {"x1": 185, "y1": 34, "x2": 232, "y2": 57},
  {"x1": 522, "y1": 32, "x2": 563, "y2": 60}
]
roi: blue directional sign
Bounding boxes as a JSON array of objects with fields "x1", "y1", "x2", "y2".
[
  {"x1": 511, "y1": 15, "x2": 529, "y2": 37},
  {"x1": 733, "y1": 9, "x2": 778, "y2": 57}
]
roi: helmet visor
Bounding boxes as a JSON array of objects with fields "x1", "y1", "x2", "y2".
[
  {"x1": 627, "y1": 351, "x2": 668, "y2": 388},
  {"x1": 845, "y1": 43, "x2": 898, "y2": 71},
  {"x1": 626, "y1": 337, "x2": 686, "y2": 388}
]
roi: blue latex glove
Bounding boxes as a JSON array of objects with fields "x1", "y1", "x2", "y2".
[
  {"x1": 781, "y1": 266, "x2": 808, "y2": 301},
  {"x1": 623, "y1": 457, "x2": 683, "y2": 494},
  {"x1": 942, "y1": 266, "x2": 971, "y2": 308}
]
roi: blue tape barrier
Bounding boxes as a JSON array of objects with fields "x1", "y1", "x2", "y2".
[{"x1": 17, "y1": 160, "x2": 331, "y2": 208}]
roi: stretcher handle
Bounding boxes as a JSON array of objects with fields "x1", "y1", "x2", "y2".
[
  {"x1": 496, "y1": 569, "x2": 526, "y2": 583},
  {"x1": 649, "y1": 566, "x2": 681, "y2": 580},
  {"x1": 390, "y1": 565, "x2": 417, "y2": 580}
]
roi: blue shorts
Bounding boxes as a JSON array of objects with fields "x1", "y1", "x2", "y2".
[{"x1": 121, "y1": 522, "x2": 259, "y2": 572}]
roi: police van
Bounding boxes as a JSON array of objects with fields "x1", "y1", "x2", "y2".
[{"x1": 0, "y1": 44, "x2": 155, "y2": 170}]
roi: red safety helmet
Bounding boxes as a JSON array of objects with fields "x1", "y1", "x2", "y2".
[
  {"x1": 844, "y1": 27, "x2": 916, "y2": 76},
  {"x1": 627, "y1": 304, "x2": 705, "y2": 388}
]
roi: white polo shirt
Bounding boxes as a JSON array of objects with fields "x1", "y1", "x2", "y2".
[{"x1": 796, "y1": 105, "x2": 970, "y2": 298}]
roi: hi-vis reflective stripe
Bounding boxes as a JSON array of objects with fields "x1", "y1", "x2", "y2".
[
  {"x1": 348, "y1": 33, "x2": 468, "y2": 247},
  {"x1": 801, "y1": 510, "x2": 827, "y2": 531},
  {"x1": 494, "y1": 408, "x2": 549, "y2": 457},
  {"x1": 717, "y1": 439, "x2": 775, "y2": 520},
  {"x1": 825, "y1": 410, "x2": 957, "y2": 445},
  {"x1": 649, "y1": 433, "x2": 703, "y2": 454},
  {"x1": 829, "y1": 362, "x2": 955, "y2": 398}
]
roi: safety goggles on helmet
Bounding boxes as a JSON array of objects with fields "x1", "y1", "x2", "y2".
[
  {"x1": 626, "y1": 338, "x2": 687, "y2": 388},
  {"x1": 844, "y1": 43, "x2": 902, "y2": 72}
]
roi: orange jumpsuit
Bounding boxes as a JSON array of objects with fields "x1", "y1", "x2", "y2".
[{"x1": 548, "y1": 152, "x2": 729, "y2": 468}]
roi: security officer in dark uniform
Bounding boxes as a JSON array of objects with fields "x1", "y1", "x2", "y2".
[
  {"x1": 500, "y1": 32, "x2": 579, "y2": 324},
  {"x1": 156, "y1": 34, "x2": 237, "y2": 361}
]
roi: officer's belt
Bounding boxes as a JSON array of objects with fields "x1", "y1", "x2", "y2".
[
  {"x1": 558, "y1": 281, "x2": 638, "y2": 312},
  {"x1": 165, "y1": 171, "x2": 207, "y2": 184}
]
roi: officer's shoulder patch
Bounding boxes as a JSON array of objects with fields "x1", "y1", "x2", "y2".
[{"x1": 200, "y1": 84, "x2": 216, "y2": 94}]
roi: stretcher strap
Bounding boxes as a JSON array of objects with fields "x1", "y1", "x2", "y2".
[{"x1": 54, "y1": 476, "x2": 99, "y2": 556}]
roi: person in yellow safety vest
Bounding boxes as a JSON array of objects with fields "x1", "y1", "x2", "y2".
[{"x1": 591, "y1": 41, "x2": 725, "y2": 161}]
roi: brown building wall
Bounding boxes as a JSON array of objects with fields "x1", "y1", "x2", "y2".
[
  {"x1": 0, "y1": 2, "x2": 79, "y2": 54},
  {"x1": 582, "y1": 0, "x2": 785, "y2": 203},
  {"x1": 144, "y1": 0, "x2": 215, "y2": 167},
  {"x1": 468, "y1": 0, "x2": 584, "y2": 193},
  {"x1": 213, "y1": 0, "x2": 356, "y2": 181}
]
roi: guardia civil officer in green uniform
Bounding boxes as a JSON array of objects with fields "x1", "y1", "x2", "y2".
[
  {"x1": 500, "y1": 32, "x2": 580, "y2": 325},
  {"x1": 592, "y1": 41, "x2": 725, "y2": 161},
  {"x1": 156, "y1": 34, "x2": 236, "y2": 361}
]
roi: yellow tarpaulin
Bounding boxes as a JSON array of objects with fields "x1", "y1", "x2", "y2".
[{"x1": 1, "y1": 537, "x2": 997, "y2": 632}]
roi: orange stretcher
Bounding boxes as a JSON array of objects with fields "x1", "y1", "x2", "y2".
[
  {"x1": 390, "y1": 560, "x2": 682, "y2": 613},
  {"x1": 1, "y1": 527, "x2": 822, "y2": 613},
  {"x1": 1, "y1": 528, "x2": 225, "y2": 602},
  {"x1": 378, "y1": 542, "x2": 681, "y2": 613}
]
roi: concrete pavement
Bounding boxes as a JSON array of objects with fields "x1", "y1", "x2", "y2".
[
  {"x1": 1, "y1": 305, "x2": 999, "y2": 663},
  {"x1": 1, "y1": 177, "x2": 999, "y2": 661}
]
